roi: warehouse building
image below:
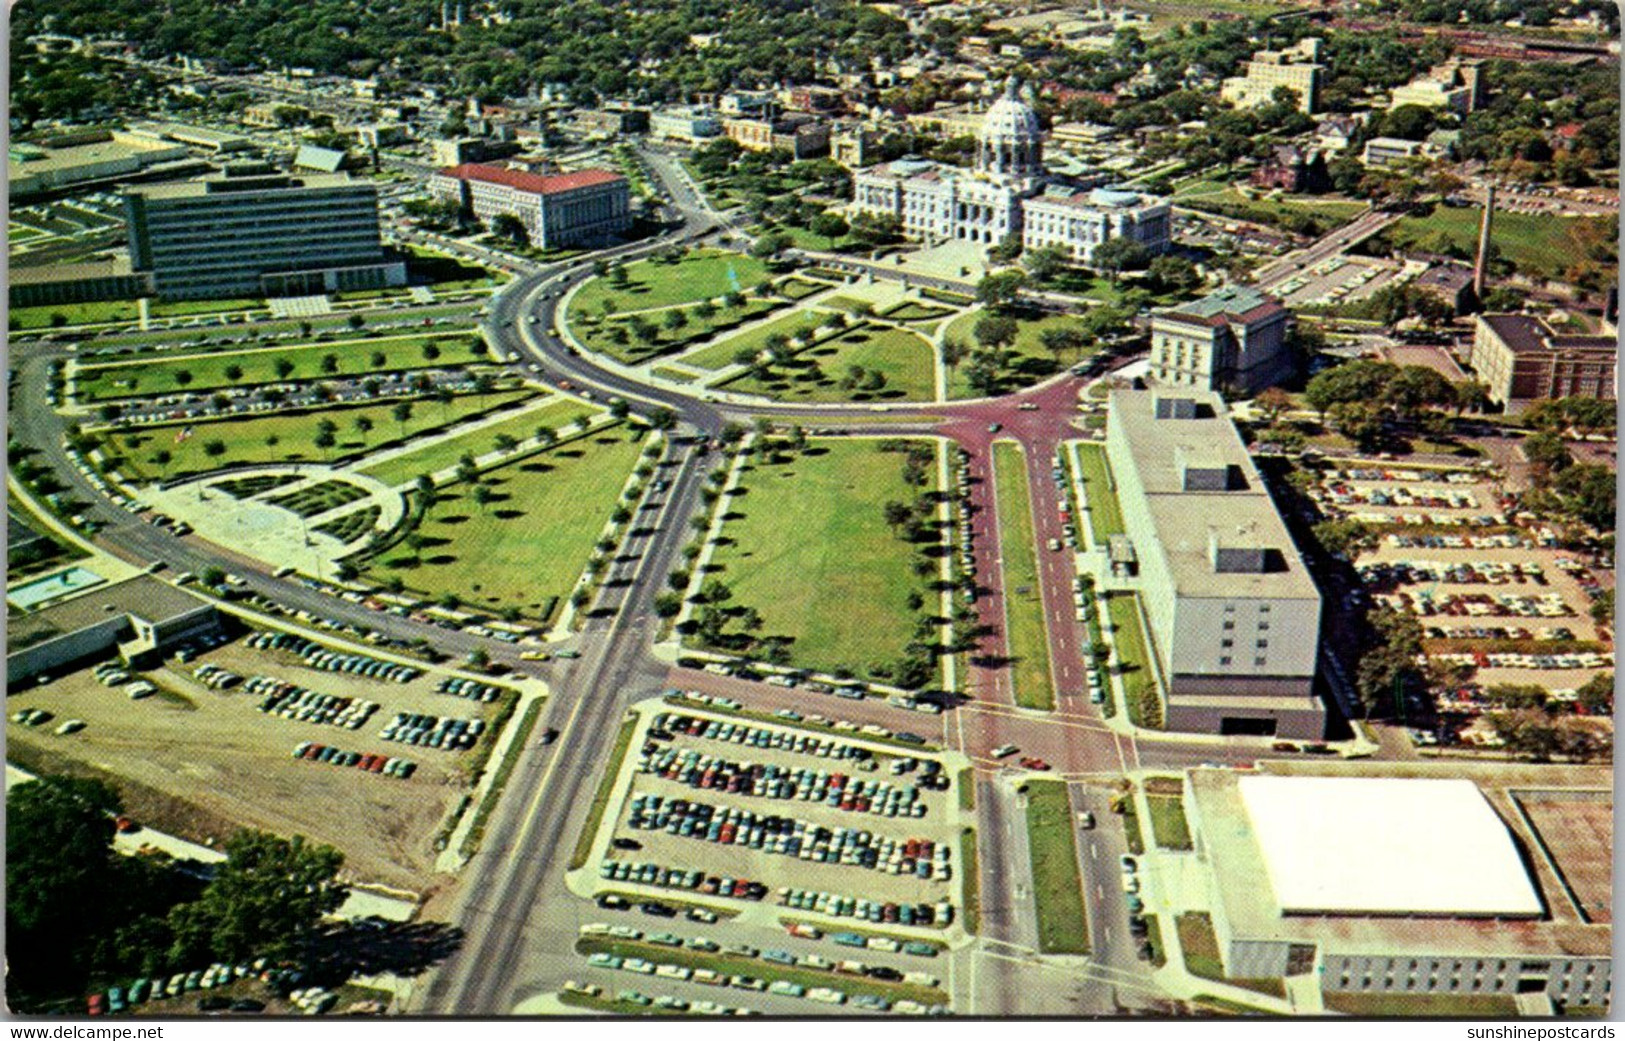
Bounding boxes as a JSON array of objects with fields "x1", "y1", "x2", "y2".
[
  {"x1": 428, "y1": 163, "x2": 631, "y2": 250},
  {"x1": 1183, "y1": 770, "x2": 1611, "y2": 1010},
  {"x1": 1104, "y1": 389, "x2": 1324, "y2": 738},
  {"x1": 124, "y1": 168, "x2": 404, "y2": 300},
  {"x1": 9, "y1": 130, "x2": 190, "y2": 196}
]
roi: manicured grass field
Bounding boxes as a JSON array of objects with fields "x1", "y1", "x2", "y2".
[
  {"x1": 366, "y1": 426, "x2": 642, "y2": 618},
  {"x1": 573, "y1": 298, "x2": 785, "y2": 365},
  {"x1": 1174, "y1": 183, "x2": 1368, "y2": 230},
  {"x1": 111, "y1": 390, "x2": 533, "y2": 481},
  {"x1": 265, "y1": 479, "x2": 369, "y2": 518},
  {"x1": 651, "y1": 366, "x2": 700, "y2": 384},
  {"x1": 1382, "y1": 206, "x2": 1614, "y2": 282},
  {"x1": 1144, "y1": 779, "x2": 1193, "y2": 850},
  {"x1": 944, "y1": 311, "x2": 1097, "y2": 399},
  {"x1": 76, "y1": 331, "x2": 486, "y2": 400},
  {"x1": 1024, "y1": 779, "x2": 1089, "y2": 955},
  {"x1": 777, "y1": 277, "x2": 831, "y2": 301},
  {"x1": 678, "y1": 310, "x2": 823, "y2": 370},
  {"x1": 1176, "y1": 913, "x2": 1286, "y2": 998},
  {"x1": 701, "y1": 438, "x2": 937, "y2": 680},
  {"x1": 357, "y1": 398, "x2": 598, "y2": 487},
  {"x1": 569, "y1": 249, "x2": 772, "y2": 318},
  {"x1": 1072, "y1": 443, "x2": 1125, "y2": 543},
  {"x1": 1321, "y1": 992, "x2": 1519, "y2": 1017},
  {"x1": 959, "y1": 827, "x2": 981, "y2": 936},
  {"x1": 723, "y1": 323, "x2": 937, "y2": 403},
  {"x1": 1106, "y1": 592, "x2": 1161, "y2": 729},
  {"x1": 992, "y1": 442, "x2": 1054, "y2": 711}
]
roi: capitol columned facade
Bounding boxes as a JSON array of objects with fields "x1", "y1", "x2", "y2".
[{"x1": 851, "y1": 80, "x2": 1171, "y2": 264}]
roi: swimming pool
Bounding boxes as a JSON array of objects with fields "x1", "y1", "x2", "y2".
[{"x1": 7, "y1": 565, "x2": 107, "y2": 610}]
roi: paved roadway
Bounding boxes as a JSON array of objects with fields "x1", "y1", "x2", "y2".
[{"x1": 1250, "y1": 208, "x2": 1402, "y2": 291}]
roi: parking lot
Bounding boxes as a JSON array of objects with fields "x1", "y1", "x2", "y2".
[
  {"x1": 5, "y1": 630, "x2": 512, "y2": 888},
  {"x1": 1273, "y1": 256, "x2": 1409, "y2": 309}
]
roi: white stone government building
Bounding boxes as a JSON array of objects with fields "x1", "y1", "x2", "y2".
[{"x1": 850, "y1": 80, "x2": 1171, "y2": 263}]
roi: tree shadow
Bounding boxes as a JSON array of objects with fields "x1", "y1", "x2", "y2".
[{"x1": 301, "y1": 920, "x2": 465, "y2": 982}]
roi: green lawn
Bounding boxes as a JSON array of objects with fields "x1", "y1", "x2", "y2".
[
  {"x1": 1175, "y1": 183, "x2": 1369, "y2": 232},
  {"x1": 944, "y1": 311, "x2": 1097, "y2": 399},
  {"x1": 356, "y1": 398, "x2": 597, "y2": 487},
  {"x1": 1176, "y1": 913, "x2": 1286, "y2": 998},
  {"x1": 572, "y1": 298, "x2": 785, "y2": 365},
  {"x1": 959, "y1": 828, "x2": 981, "y2": 936},
  {"x1": 76, "y1": 331, "x2": 486, "y2": 401},
  {"x1": 723, "y1": 323, "x2": 937, "y2": 403},
  {"x1": 1106, "y1": 592, "x2": 1161, "y2": 729},
  {"x1": 992, "y1": 442, "x2": 1054, "y2": 711},
  {"x1": 1381, "y1": 206, "x2": 1614, "y2": 283},
  {"x1": 1321, "y1": 992, "x2": 1520, "y2": 1017},
  {"x1": 365, "y1": 426, "x2": 641, "y2": 619},
  {"x1": 651, "y1": 366, "x2": 700, "y2": 384},
  {"x1": 1024, "y1": 780, "x2": 1089, "y2": 955},
  {"x1": 1146, "y1": 791, "x2": 1193, "y2": 851},
  {"x1": 1073, "y1": 443, "x2": 1125, "y2": 544},
  {"x1": 700, "y1": 438, "x2": 939, "y2": 681},
  {"x1": 677, "y1": 310, "x2": 824, "y2": 370},
  {"x1": 109, "y1": 390, "x2": 534, "y2": 481},
  {"x1": 569, "y1": 249, "x2": 772, "y2": 318},
  {"x1": 777, "y1": 277, "x2": 831, "y2": 301}
]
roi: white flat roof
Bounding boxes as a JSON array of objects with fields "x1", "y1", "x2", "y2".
[{"x1": 1236, "y1": 775, "x2": 1544, "y2": 918}]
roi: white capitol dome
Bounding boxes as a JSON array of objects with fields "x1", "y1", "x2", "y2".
[{"x1": 977, "y1": 79, "x2": 1044, "y2": 179}]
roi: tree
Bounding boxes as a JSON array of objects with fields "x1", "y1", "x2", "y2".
[
  {"x1": 320, "y1": 353, "x2": 339, "y2": 375},
  {"x1": 167, "y1": 831, "x2": 345, "y2": 964},
  {"x1": 1523, "y1": 430, "x2": 1573, "y2": 478},
  {"x1": 1038, "y1": 325, "x2": 1085, "y2": 363},
  {"x1": 751, "y1": 232, "x2": 792, "y2": 263},
  {"x1": 1451, "y1": 379, "x2": 1491, "y2": 416},
  {"x1": 882, "y1": 499, "x2": 912, "y2": 533},
  {"x1": 494, "y1": 433, "x2": 519, "y2": 454},
  {"x1": 1022, "y1": 244, "x2": 1069, "y2": 283},
  {"x1": 224, "y1": 364, "x2": 244, "y2": 383},
  {"x1": 472, "y1": 484, "x2": 494, "y2": 512},
  {"x1": 1147, "y1": 254, "x2": 1201, "y2": 294},
  {"x1": 1312, "y1": 518, "x2": 1377, "y2": 560},
  {"x1": 370, "y1": 350, "x2": 387, "y2": 369},
  {"x1": 1253, "y1": 387, "x2": 1293, "y2": 425},
  {"x1": 973, "y1": 313, "x2": 1019, "y2": 352},
  {"x1": 151, "y1": 448, "x2": 173, "y2": 477},
  {"x1": 941, "y1": 337, "x2": 970, "y2": 387},
  {"x1": 1091, "y1": 237, "x2": 1151, "y2": 283},
  {"x1": 1382, "y1": 364, "x2": 1455, "y2": 420},
  {"x1": 1576, "y1": 671, "x2": 1613, "y2": 714},
  {"x1": 1328, "y1": 401, "x2": 1385, "y2": 451},
  {"x1": 490, "y1": 213, "x2": 528, "y2": 247},
  {"x1": 809, "y1": 212, "x2": 849, "y2": 248},
  {"x1": 1590, "y1": 588, "x2": 1614, "y2": 629},
  {"x1": 422, "y1": 342, "x2": 442, "y2": 362},
  {"x1": 391, "y1": 401, "x2": 413, "y2": 435},
  {"x1": 654, "y1": 591, "x2": 683, "y2": 617},
  {"x1": 347, "y1": 313, "x2": 366, "y2": 331},
  {"x1": 975, "y1": 271, "x2": 1026, "y2": 312},
  {"x1": 203, "y1": 438, "x2": 226, "y2": 459},
  {"x1": 274, "y1": 358, "x2": 295, "y2": 380},
  {"x1": 1303, "y1": 360, "x2": 1397, "y2": 420},
  {"x1": 647, "y1": 408, "x2": 677, "y2": 432}
]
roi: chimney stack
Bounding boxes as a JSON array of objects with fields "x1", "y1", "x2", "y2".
[{"x1": 1473, "y1": 183, "x2": 1495, "y2": 299}]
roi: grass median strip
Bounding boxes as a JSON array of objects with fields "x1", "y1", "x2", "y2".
[
  {"x1": 1072, "y1": 443, "x2": 1124, "y2": 543},
  {"x1": 1106, "y1": 592, "x2": 1162, "y2": 729},
  {"x1": 992, "y1": 442, "x2": 1054, "y2": 710},
  {"x1": 1144, "y1": 778, "x2": 1193, "y2": 851},
  {"x1": 574, "y1": 937, "x2": 950, "y2": 1006},
  {"x1": 570, "y1": 714, "x2": 640, "y2": 870},
  {"x1": 1023, "y1": 779, "x2": 1088, "y2": 954},
  {"x1": 959, "y1": 827, "x2": 980, "y2": 936},
  {"x1": 459, "y1": 696, "x2": 543, "y2": 857}
]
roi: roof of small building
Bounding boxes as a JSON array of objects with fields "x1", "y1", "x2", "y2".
[
  {"x1": 435, "y1": 163, "x2": 625, "y2": 195},
  {"x1": 1481, "y1": 314, "x2": 1615, "y2": 355}
]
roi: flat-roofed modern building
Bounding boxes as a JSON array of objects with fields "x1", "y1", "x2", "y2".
[
  {"x1": 124, "y1": 170, "x2": 405, "y2": 299},
  {"x1": 1149, "y1": 285, "x2": 1294, "y2": 394},
  {"x1": 1220, "y1": 38, "x2": 1324, "y2": 114},
  {"x1": 1182, "y1": 769, "x2": 1611, "y2": 1009},
  {"x1": 428, "y1": 163, "x2": 631, "y2": 250},
  {"x1": 1105, "y1": 389, "x2": 1324, "y2": 738},
  {"x1": 1469, "y1": 314, "x2": 1616, "y2": 411},
  {"x1": 7, "y1": 573, "x2": 222, "y2": 685}
]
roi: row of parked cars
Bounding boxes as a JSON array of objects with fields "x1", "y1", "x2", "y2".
[
  {"x1": 778, "y1": 887, "x2": 953, "y2": 928},
  {"x1": 291, "y1": 742, "x2": 416, "y2": 778},
  {"x1": 1050, "y1": 453, "x2": 1080, "y2": 551},
  {"x1": 625, "y1": 794, "x2": 951, "y2": 879},
  {"x1": 435, "y1": 676, "x2": 507, "y2": 703},
  {"x1": 579, "y1": 953, "x2": 931, "y2": 1014},
  {"x1": 654, "y1": 712, "x2": 879, "y2": 762},
  {"x1": 378, "y1": 711, "x2": 483, "y2": 750},
  {"x1": 192, "y1": 662, "x2": 243, "y2": 690},
  {"x1": 252, "y1": 677, "x2": 378, "y2": 730},
  {"x1": 638, "y1": 745, "x2": 931, "y2": 818},
  {"x1": 599, "y1": 860, "x2": 768, "y2": 901},
  {"x1": 89, "y1": 963, "x2": 266, "y2": 1015},
  {"x1": 563, "y1": 978, "x2": 757, "y2": 1016},
  {"x1": 246, "y1": 631, "x2": 420, "y2": 683}
]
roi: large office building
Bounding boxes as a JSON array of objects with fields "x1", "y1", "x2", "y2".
[
  {"x1": 429, "y1": 163, "x2": 631, "y2": 250},
  {"x1": 851, "y1": 79, "x2": 1169, "y2": 262},
  {"x1": 1220, "y1": 38, "x2": 1324, "y2": 114},
  {"x1": 1148, "y1": 285, "x2": 1294, "y2": 394},
  {"x1": 124, "y1": 169, "x2": 404, "y2": 299},
  {"x1": 1105, "y1": 389, "x2": 1324, "y2": 738},
  {"x1": 1389, "y1": 59, "x2": 1485, "y2": 115},
  {"x1": 1183, "y1": 769, "x2": 1611, "y2": 1010},
  {"x1": 1468, "y1": 314, "x2": 1616, "y2": 411}
]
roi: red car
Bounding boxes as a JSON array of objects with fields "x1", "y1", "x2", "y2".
[{"x1": 1020, "y1": 757, "x2": 1052, "y2": 771}]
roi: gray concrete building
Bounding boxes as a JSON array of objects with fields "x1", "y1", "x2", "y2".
[
  {"x1": 1105, "y1": 389, "x2": 1324, "y2": 738},
  {"x1": 7, "y1": 574, "x2": 222, "y2": 685},
  {"x1": 124, "y1": 169, "x2": 405, "y2": 299}
]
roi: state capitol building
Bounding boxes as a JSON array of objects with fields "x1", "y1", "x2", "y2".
[{"x1": 851, "y1": 80, "x2": 1172, "y2": 264}]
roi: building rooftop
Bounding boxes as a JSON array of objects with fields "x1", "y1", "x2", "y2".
[
  {"x1": 1189, "y1": 765, "x2": 1611, "y2": 959},
  {"x1": 1480, "y1": 314, "x2": 1616, "y2": 355},
  {"x1": 1155, "y1": 284, "x2": 1284, "y2": 328},
  {"x1": 127, "y1": 171, "x2": 362, "y2": 199},
  {"x1": 8, "y1": 574, "x2": 211, "y2": 653},
  {"x1": 8, "y1": 256, "x2": 136, "y2": 285},
  {"x1": 1108, "y1": 388, "x2": 1319, "y2": 601},
  {"x1": 1238, "y1": 774, "x2": 1544, "y2": 917},
  {"x1": 435, "y1": 163, "x2": 624, "y2": 195},
  {"x1": 8, "y1": 132, "x2": 183, "y2": 176}
]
